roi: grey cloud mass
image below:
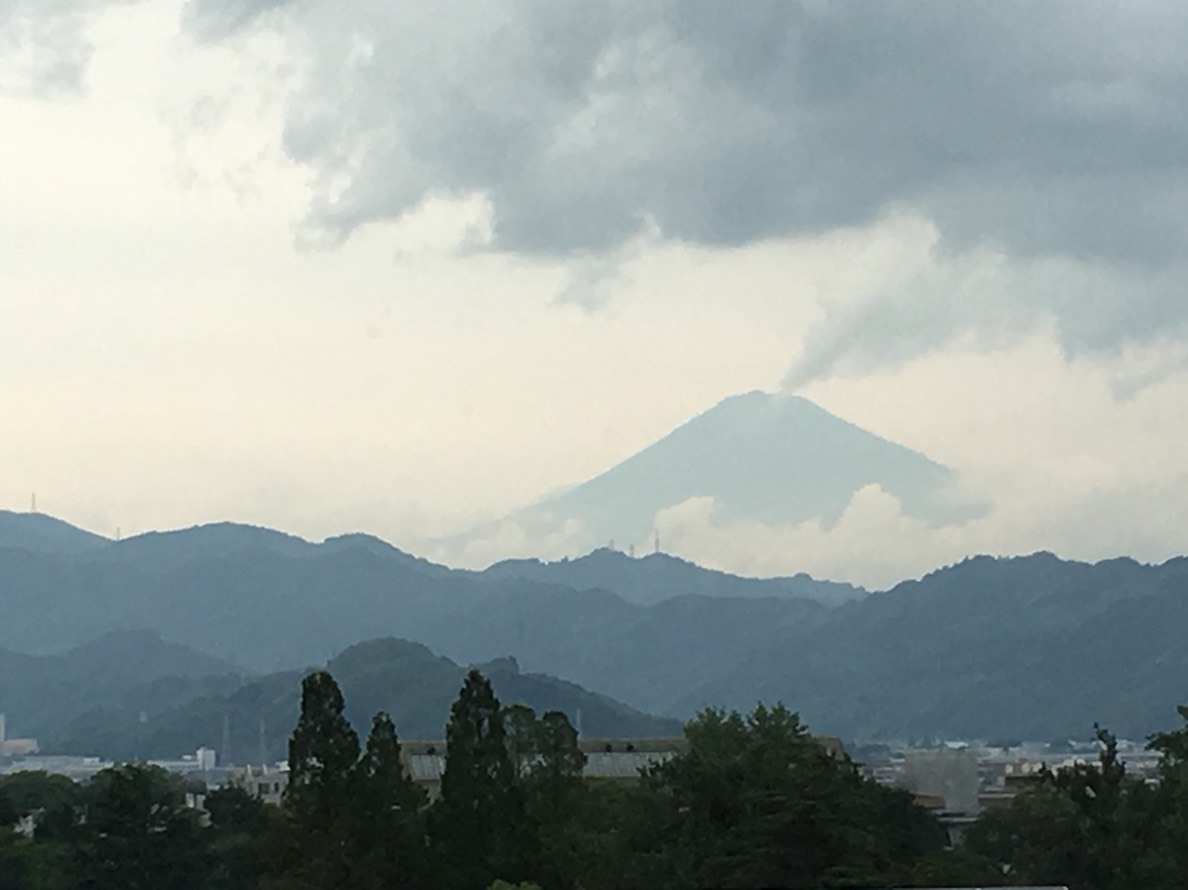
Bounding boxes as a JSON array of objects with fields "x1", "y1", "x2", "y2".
[
  {"x1": 180, "y1": 2, "x2": 1188, "y2": 373},
  {"x1": 182, "y1": 0, "x2": 297, "y2": 41}
]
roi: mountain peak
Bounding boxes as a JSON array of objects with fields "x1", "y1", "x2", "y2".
[
  {"x1": 0, "y1": 510, "x2": 111, "y2": 555},
  {"x1": 99, "y1": 522, "x2": 314, "y2": 570},
  {"x1": 468, "y1": 389, "x2": 981, "y2": 561}
]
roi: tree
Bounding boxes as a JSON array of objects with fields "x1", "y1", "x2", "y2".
[
  {"x1": 502, "y1": 704, "x2": 540, "y2": 781},
  {"x1": 512, "y1": 708, "x2": 586, "y2": 889},
  {"x1": 1134, "y1": 705, "x2": 1188, "y2": 887},
  {"x1": 0, "y1": 771, "x2": 79, "y2": 840},
  {"x1": 73, "y1": 763, "x2": 208, "y2": 890},
  {"x1": 964, "y1": 726, "x2": 1155, "y2": 890},
  {"x1": 623, "y1": 704, "x2": 945, "y2": 888},
  {"x1": 965, "y1": 783, "x2": 1088, "y2": 887},
  {"x1": 277, "y1": 669, "x2": 361, "y2": 888},
  {"x1": 350, "y1": 711, "x2": 430, "y2": 889},
  {"x1": 204, "y1": 785, "x2": 272, "y2": 890},
  {"x1": 436, "y1": 670, "x2": 535, "y2": 889},
  {"x1": 0, "y1": 786, "x2": 16, "y2": 828},
  {"x1": 526, "y1": 710, "x2": 586, "y2": 805},
  {"x1": 287, "y1": 670, "x2": 360, "y2": 818}
]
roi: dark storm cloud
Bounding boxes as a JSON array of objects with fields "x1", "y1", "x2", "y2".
[
  {"x1": 184, "y1": 0, "x2": 1188, "y2": 367},
  {"x1": 0, "y1": 0, "x2": 135, "y2": 94}
]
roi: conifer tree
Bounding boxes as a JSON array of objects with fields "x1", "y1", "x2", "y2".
[
  {"x1": 281, "y1": 670, "x2": 360, "y2": 887},
  {"x1": 288, "y1": 670, "x2": 360, "y2": 812},
  {"x1": 352, "y1": 712, "x2": 429, "y2": 889},
  {"x1": 436, "y1": 670, "x2": 535, "y2": 888}
]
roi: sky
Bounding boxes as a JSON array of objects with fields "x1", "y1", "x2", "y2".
[{"x1": 4, "y1": 0, "x2": 1188, "y2": 588}]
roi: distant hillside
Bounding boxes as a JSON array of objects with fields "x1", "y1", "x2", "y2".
[
  {"x1": 92, "y1": 522, "x2": 315, "y2": 572},
  {"x1": 0, "y1": 630, "x2": 244, "y2": 744},
  {"x1": 479, "y1": 547, "x2": 864, "y2": 607},
  {"x1": 671, "y1": 553, "x2": 1188, "y2": 741},
  {"x1": 6, "y1": 513, "x2": 1188, "y2": 741},
  {"x1": 449, "y1": 390, "x2": 982, "y2": 559},
  {"x1": 35, "y1": 638, "x2": 682, "y2": 762},
  {"x1": 0, "y1": 510, "x2": 109, "y2": 555},
  {"x1": 0, "y1": 515, "x2": 835, "y2": 668}
]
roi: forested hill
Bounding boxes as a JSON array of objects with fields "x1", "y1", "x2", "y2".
[
  {"x1": 4, "y1": 513, "x2": 1188, "y2": 740},
  {"x1": 20, "y1": 637, "x2": 681, "y2": 763},
  {"x1": 477, "y1": 547, "x2": 864, "y2": 607},
  {"x1": 0, "y1": 515, "x2": 848, "y2": 669},
  {"x1": 0, "y1": 510, "x2": 109, "y2": 555}
]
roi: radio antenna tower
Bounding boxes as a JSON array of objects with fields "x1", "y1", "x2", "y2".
[
  {"x1": 30, "y1": 492, "x2": 36, "y2": 514},
  {"x1": 654, "y1": 530, "x2": 661, "y2": 554}
]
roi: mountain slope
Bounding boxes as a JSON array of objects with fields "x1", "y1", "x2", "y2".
[
  {"x1": 0, "y1": 510, "x2": 109, "y2": 555},
  {"x1": 672, "y1": 553, "x2": 1188, "y2": 740},
  {"x1": 92, "y1": 522, "x2": 315, "y2": 571},
  {"x1": 479, "y1": 547, "x2": 864, "y2": 607},
  {"x1": 0, "y1": 630, "x2": 244, "y2": 744},
  {"x1": 481, "y1": 391, "x2": 980, "y2": 554},
  {"x1": 37, "y1": 638, "x2": 683, "y2": 762},
  {"x1": 7, "y1": 514, "x2": 1188, "y2": 741}
]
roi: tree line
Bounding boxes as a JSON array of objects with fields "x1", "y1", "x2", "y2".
[{"x1": 6, "y1": 668, "x2": 1188, "y2": 888}]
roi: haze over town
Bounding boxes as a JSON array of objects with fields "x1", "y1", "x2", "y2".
[{"x1": 5, "y1": 1, "x2": 1188, "y2": 587}]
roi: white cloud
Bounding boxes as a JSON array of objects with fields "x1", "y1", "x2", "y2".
[
  {"x1": 652, "y1": 465, "x2": 1188, "y2": 591},
  {"x1": 0, "y1": 0, "x2": 138, "y2": 96}
]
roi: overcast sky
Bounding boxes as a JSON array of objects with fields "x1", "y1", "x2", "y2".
[{"x1": 4, "y1": 0, "x2": 1188, "y2": 587}]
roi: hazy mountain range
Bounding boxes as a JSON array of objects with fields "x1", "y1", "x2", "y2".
[
  {"x1": 2, "y1": 391, "x2": 1185, "y2": 745},
  {"x1": 0, "y1": 632, "x2": 679, "y2": 762},
  {"x1": 3, "y1": 510, "x2": 1188, "y2": 743}
]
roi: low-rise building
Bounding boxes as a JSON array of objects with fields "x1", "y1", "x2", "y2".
[{"x1": 0, "y1": 714, "x2": 39, "y2": 757}]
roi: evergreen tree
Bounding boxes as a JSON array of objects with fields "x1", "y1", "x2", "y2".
[
  {"x1": 436, "y1": 670, "x2": 535, "y2": 888},
  {"x1": 522, "y1": 710, "x2": 586, "y2": 889},
  {"x1": 351, "y1": 712, "x2": 430, "y2": 889},
  {"x1": 527, "y1": 710, "x2": 586, "y2": 802},
  {"x1": 287, "y1": 670, "x2": 360, "y2": 816},
  {"x1": 277, "y1": 669, "x2": 361, "y2": 889},
  {"x1": 502, "y1": 704, "x2": 540, "y2": 781}
]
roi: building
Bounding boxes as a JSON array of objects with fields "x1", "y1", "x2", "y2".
[
  {"x1": 0, "y1": 714, "x2": 39, "y2": 757},
  {"x1": 230, "y1": 734, "x2": 846, "y2": 804},
  {"x1": 239, "y1": 765, "x2": 289, "y2": 805}
]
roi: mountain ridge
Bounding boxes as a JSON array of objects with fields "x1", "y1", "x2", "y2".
[
  {"x1": 2, "y1": 521, "x2": 1187, "y2": 739},
  {"x1": 8, "y1": 635, "x2": 682, "y2": 762}
]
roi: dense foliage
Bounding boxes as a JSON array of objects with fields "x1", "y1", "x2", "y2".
[{"x1": 15, "y1": 669, "x2": 1188, "y2": 888}]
